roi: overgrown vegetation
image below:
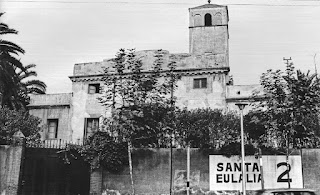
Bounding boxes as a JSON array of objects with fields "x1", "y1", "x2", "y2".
[
  {"x1": 247, "y1": 61, "x2": 320, "y2": 149},
  {"x1": 0, "y1": 13, "x2": 45, "y2": 144},
  {"x1": 62, "y1": 51, "x2": 320, "y2": 176},
  {"x1": 68, "y1": 49, "x2": 245, "y2": 171},
  {"x1": 0, "y1": 107, "x2": 41, "y2": 145},
  {"x1": 97, "y1": 48, "x2": 179, "y2": 148}
]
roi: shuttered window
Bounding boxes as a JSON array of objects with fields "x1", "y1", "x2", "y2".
[
  {"x1": 47, "y1": 119, "x2": 58, "y2": 139},
  {"x1": 88, "y1": 83, "x2": 100, "y2": 94},
  {"x1": 193, "y1": 78, "x2": 207, "y2": 89},
  {"x1": 85, "y1": 118, "x2": 99, "y2": 139}
]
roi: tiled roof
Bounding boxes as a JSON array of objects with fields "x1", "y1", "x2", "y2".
[{"x1": 190, "y1": 4, "x2": 226, "y2": 10}]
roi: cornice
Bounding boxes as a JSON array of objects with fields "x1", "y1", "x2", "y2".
[{"x1": 69, "y1": 67, "x2": 230, "y2": 82}]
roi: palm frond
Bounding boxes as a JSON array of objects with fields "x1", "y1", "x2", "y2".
[
  {"x1": 24, "y1": 64, "x2": 37, "y2": 70},
  {"x1": 19, "y1": 71, "x2": 37, "y2": 80},
  {"x1": 27, "y1": 87, "x2": 46, "y2": 94},
  {"x1": 0, "y1": 12, "x2": 18, "y2": 35},
  {"x1": 0, "y1": 24, "x2": 18, "y2": 35},
  {"x1": 0, "y1": 40, "x2": 25, "y2": 55},
  {"x1": 23, "y1": 80, "x2": 47, "y2": 94},
  {"x1": 16, "y1": 64, "x2": 37, "y2": 77},
  {"x1": 0, "y1": 54, "x2": 25, "y2": 71}
]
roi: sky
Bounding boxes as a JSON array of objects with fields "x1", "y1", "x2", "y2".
[{"x1": 2, "y1": 0, "x2": 320, "y2": 93}]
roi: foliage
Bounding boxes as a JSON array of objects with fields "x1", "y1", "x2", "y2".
[
  {"x1": 0, "y1": 13, "x2": 26, "y2": 109},
  {"x1": 175, "y1": 108, "x2": 240, "y2": 149},
  {"x1": 0, "y1": 106, "x2": 41, "y2": 145},
  {"x1": 0, "y1": 13, "x2": 46, "y2": 110},
  {"x1": 68, "y1": 49, "x2": 180, "y2": 172},
  {"x1": 248, "y1": 61, "x2": 320, "y2": 149},
  {"x1": 218, "y1": 142, "x2": 256, "y2": 157},
  {"x1": 17, "y1": 64, "x2": 47, "y2": 94},
  {"x1": 98, "y1": 48, "x2": 178, "y2": 147},
  {"x1": 59, "y1": 132, "x2": 128, "y2": 172},
  {"x1": 217, "y1": 143, "x2": 287, "y2": 157}
]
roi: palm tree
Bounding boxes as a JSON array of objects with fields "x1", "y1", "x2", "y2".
[
  {"x1": 0, "y1": 13, "x2": 46, "y2": 110},
  {"x1": 17, "y1": 64, "x2": 47, "y2": 94},
  {"x1": 0, "y1": 12, "x2": 26, "y2": 109}
]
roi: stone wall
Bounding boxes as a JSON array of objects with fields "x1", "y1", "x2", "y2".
[
  {"x1": 0, "y1": 145, "x2": 24, "y2": 195},
  {"x1": 92, "y1": 148, "x2": 210, "y2": 195},
  {"x1": 90, "y1": 148, "x2": 320, "y2": 195},
  {"x1": 301, "y1": 149, "x2": 320, "y2": 194}
]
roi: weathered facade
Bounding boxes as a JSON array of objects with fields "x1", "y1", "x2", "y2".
[{"x1": 28, "y1": 3, "x2": 261, "y2": 144}]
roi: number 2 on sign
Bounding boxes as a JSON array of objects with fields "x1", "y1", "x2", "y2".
[{"x1": 277, "y1": 162, "x2": 292, "y2": 182}]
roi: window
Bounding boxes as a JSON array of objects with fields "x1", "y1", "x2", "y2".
[
  {"x1": 88, "y1": 83, "x2": 100, "y2": 94},
  {"x1": 213, "y1": 13, "x2": 222, "y2": 25},
  {"x1": 47, "y1": 119, "x2": 58, "y2": 139},
  {"x1": 85, "y1": 118, "x2": 99, "y2": 139},
  {"x1": 205, "y1": 13, "x2": 212, "y2": 26},
  {"x1": 193, "y1": 78, "x2": 207, "y2": 89},
  {"x1": 194, "y1": 14, "x2": 201, "y2": 26}
]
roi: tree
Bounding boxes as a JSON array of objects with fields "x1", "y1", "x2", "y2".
[
  {"x1": 0, "y1": 106, "x2": 41, "y2": 145},
  {"x1": 0, "y1": 13, "x2": 26, "y2": 109},
  {"x1": 17, "y1": 64, "x2": 47, "y2": 94},
  {"x1": 0, "y1": 13, "x2": 46, "y2": 110},
  {"x1": 246, "y1": 61, "x2": 320, "y2": 188},
  {"x1": 248, "y1": 61, "x2": 320, "y2": 149},
  {"x1": 98, "y1": 48, "x2": 175, "y2": 147},
  {"x1": 74, "y1": 48, "x2": 179, "y2": 194}
]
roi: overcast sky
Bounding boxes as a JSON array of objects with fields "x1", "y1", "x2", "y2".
[{"x1": 2, "y1": 0, "x2": 320, "y2": 93}]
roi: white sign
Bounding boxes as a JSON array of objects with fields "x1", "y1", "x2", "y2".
[{"x1": 209, "y1": 155, "x2": 303, "y2": 191}]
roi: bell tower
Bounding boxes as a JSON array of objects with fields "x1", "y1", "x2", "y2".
[{"x1": 189, "y1": 2, "x2": 229, "y2": 67}]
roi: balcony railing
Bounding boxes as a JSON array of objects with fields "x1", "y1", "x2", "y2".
[{"x1": 26, "y1": 139, "x2": 83, "y2": 149}]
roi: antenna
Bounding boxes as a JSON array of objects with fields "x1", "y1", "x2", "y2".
[
  {"x1": 283, "y1": 57, "x2": 292, "y2": 66},
  {"x1": 314, "y1": 53, "x2": 318, "y2": 79}
]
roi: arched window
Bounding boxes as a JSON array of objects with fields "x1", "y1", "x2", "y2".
[{"x1": 205, "y1": 13, "x2": 212, "y2": 26}]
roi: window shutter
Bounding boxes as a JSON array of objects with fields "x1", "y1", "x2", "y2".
[
  {"x1": 194, "y1": 79, "x2": 200, "y2": 88},
  {"x1": 48, "y1": 120, "x2": 58, "y2": 139},
  {"x1": 202, "y1": 79, "x2": 207, "y2": 88},
  {"x1": 88, "y1": 85, "x2": 96, "y2": 94}
]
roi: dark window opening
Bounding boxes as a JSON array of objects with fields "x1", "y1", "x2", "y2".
[
  {"x1": 88, "y1": 83, "x2": 100, "y2": 94},
  {"x1": 205, "y1": 13, "x2": 212, "y2": 26},
  {"x1": 193, "y1": 78, "x2": 207, "y2": 89},
  {"x1": 84, "y1": 118, "x2": 99, "y2": 139},
  {"x1": 47, "y1": 119, "x2": 58, "y2": 139}
]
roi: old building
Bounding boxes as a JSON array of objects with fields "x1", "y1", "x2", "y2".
[{"x1": 28, "y1": 2, "x2": 261, "y2": 144}]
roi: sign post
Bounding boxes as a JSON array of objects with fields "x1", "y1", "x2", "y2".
[{"x1": 236, "y1": 102, "x2": 248, "y2": 195}]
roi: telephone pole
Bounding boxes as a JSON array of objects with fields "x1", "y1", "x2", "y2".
[
  {"x1": 314, "y1": 53, "x2": 318, "y2": 79},
  {"x1": 283, "y1": 57, "x2": 292, "y2": 189},
  {"x1": 283, "y1": 57, "x2": 292, "y2": 66}
]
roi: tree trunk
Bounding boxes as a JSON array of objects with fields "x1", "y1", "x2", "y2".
[
  {"x1": 0, "y1": 91, "x2": 3, "y2": 109},
  {"x1": 128, "y1": 141, "x2": 135, "y2": 195}
]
